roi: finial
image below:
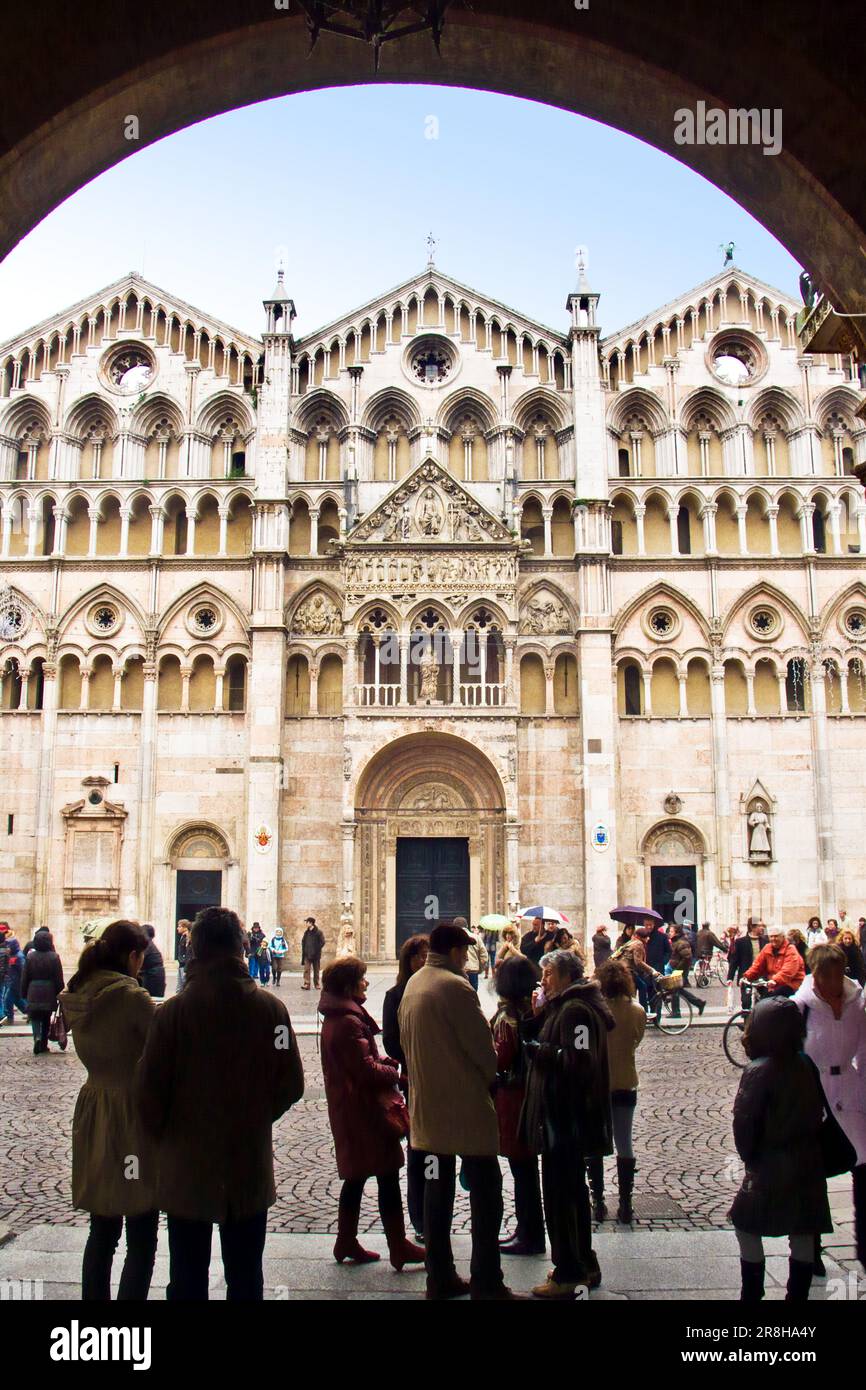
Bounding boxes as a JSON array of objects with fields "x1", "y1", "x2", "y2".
[
  {"x1": 575, "y1": 244, "x2": 590, "y2": 290},
  {"x1": 426, "y1": 231, "x2": 438, "y2": 268}
]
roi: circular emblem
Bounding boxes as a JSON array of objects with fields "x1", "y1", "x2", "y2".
[
  {"x1": 253, "y1": 824, "x2": 273, "y2": 854},
  {"x1": 591, "y1": 823, "x2": 610, "y2": 852}
]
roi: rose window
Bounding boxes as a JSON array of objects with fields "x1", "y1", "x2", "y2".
[
  {"x1": 193, "y1": 606, "x2": 218, "y2": 633},
  {"x1": 844, "y1": 609, "x2": 866, "y2": 639},
  {"x1": 648, "y1": 608, "x2": 675, "y2": 638},
  {"x1": 93, "y1": 605, "x2": 118, "y2": 633},
  {"x1": 411, "y1": 346, "x2": 452, "y2": 384},
  {"x1": 749, "y1": 608, "x2": 779, "y2": 639}
]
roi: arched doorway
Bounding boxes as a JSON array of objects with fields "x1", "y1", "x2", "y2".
[
  {"x1": 164, "y1": 823, "x2": 235, "y2": 960},
  {"x1": 354, "y1": 732, "x2": 507, "y2": 958},
  {"x1": 640, "y1": 819, "x2": 708, "y2": 928}
]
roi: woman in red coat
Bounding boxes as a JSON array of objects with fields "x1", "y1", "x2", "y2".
[
  {"x1": 492, "y1": 954, "x2": 545, "y2": 1256},
  {"x1": 319, "y1": 956, "x2": 425, "y2": 1270}
]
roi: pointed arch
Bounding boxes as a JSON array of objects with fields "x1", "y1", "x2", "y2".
[
  {"x1": 157, "y1": 581, "x2": 250, "y2": 640},
  {"x1": 679, "y1": 387, "x2": 738, "y2": 433},
  {"x1": 606, "y1": 386, "x2": 669, "y2": 435},
  {"x1": 719, "y1": 580, "x2": 811, "y2": 643},
  {"x1": 612, "y1": 581, "x2": 711, "y2": 640}
]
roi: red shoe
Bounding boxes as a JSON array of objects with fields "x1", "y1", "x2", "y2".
[
  {"x1": 333, "y1": 1236, "x2": 380, "y2": 1265},
  {"x1": 389, "y1": 1237, "x2": 425, "y2": 1272}
]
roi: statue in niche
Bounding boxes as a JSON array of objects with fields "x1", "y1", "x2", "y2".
[
  {"x1": 418, "y1": 645, "x2": 440, "y2": 704},
  {"x1": 747, "y1": 801, "x2": 772, "y2": 864}
]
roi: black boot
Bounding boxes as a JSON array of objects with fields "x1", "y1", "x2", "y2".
[
  {"x1": 616, "y1": 1156, "x2": 637, "y2": 1224},
  {"x1": 785, "y1": 1258, "x2": 813, "y2": 1302},
  {"x1": 739, "y1": 1259, "x2": 765, "y2": 1302},
  {"x1": 586, "y1": 1158, "x2": 607, "y2": 1222},
  {"x1": 813, "y1": 1234, "x2": 826, "y2": 1278}
]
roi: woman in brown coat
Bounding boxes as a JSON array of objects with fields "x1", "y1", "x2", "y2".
[
  {"x1": 591, "y1": 957, "x2": 646, "y2": 1223},
  {"x1": 60, "y1": 920, "x2": 158, "y2": 1300},
  {"x1": 319, "y1": 956, "x2": 424, "y2": 1270}
]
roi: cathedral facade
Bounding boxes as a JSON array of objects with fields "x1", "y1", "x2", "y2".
[{"x1": 1, "y1": 260, "x2": 864, "y2": 962}]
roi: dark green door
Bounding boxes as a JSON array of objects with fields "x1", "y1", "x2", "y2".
[
  {"x1": 396, "y1": 837, "x2": 469, "y2": 951},
  {"x1": 175, "y1": 869, "x2": 222, "y2": 957},
  {"x1": 650, "y1": 865, "x2": 697, "y2": 929}
]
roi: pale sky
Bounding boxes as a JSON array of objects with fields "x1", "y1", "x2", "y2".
[{"x1": 0, "y1": 84, "x2": 803, "y2": 345}]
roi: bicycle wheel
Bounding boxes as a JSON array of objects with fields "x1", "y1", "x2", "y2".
[
  {"x1": 654, "y1": 991, "x2": 692, "y2": 1035},
  {"x1": 695, "y1": 964, "x2": 710, "y2": 988},
  {"x1": 723, "y1": 1011, "x2": 750, "y2": 1067}
]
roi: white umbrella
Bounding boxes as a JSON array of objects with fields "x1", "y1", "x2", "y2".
[{"x1": 517, "y1": 906, "x2": 570, "y2": 926}]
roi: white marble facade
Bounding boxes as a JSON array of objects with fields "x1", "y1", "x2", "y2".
[{"x1": 1, "y1": 259, "x2": 865, "y2": 963}]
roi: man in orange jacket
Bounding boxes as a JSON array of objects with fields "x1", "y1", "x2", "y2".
[{"x1": 743, "y1": 923, "x2": 805, "y2": 997}]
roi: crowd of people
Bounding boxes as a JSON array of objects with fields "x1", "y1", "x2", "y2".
[{"x1": 2, "y1": 904, "x2": 865, "y2": 1303}]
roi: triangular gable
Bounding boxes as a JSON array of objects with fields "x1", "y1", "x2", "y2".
[
  {"x1": 0, "y1": 271, "x2": 262, "y2": 355},
  {"x1": 601, "y1": 268, "x2": 800, "y2": 351},
  {"x1": 346, "y1": 459, "x2": 513, "y2": 545},
  {"x1": 295, "y1": 268, "x2": 567, "y2": 348}
]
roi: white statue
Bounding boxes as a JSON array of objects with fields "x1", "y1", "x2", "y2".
[
  {"x1": 748, "y1": 802, "x2": 772, "y2": 863},
  {"x1": 418, "y1": 645, "x2": 440, "y2": 704}
]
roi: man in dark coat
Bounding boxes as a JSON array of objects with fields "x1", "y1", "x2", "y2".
[
  {"x1": 520, "y1": 917, "x2": 557, "y2": 965},
  {"x1": 521, "y1": 948, "x2": 614, "y2": 1299},
  {"x1": 644, "y1": 920, "x2": 671, "y2": 973},
  {"x1": 300, "y1": 917, "x2": 325, "y2": 990},
  {"x1": 728, "y1": 920, "x2": 769, "y2": 984},
  {"x1": 139, "y1": 925, "x2": 166, "y2": 998},
  {"x1": 0, "y1": 931, "x2": 28, "y2": 1025},
  {"x1": 137, "y1": 907, "x2": 304, "y2": 1300}
]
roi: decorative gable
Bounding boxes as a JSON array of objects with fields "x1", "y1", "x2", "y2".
[{"x1": 347, "y1": 460, "x2": 512, "y2": 545}]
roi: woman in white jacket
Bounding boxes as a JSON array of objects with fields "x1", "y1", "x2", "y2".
[{"x1": 794, "y1": 941, "x2": 866, "y2": 1272}]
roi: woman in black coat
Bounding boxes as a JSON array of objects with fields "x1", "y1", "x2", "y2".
[
  {"x1": 21, "y1": 931, "x2": 64, "y2": 1054},
  {"x1": 381, "y1": 933, "x2": 429, "y2": 1240},
  {"x1": 729, "y1": 995, "x2": 831, "y2": 1303},
  {"x1": 837, "y1": 930, "x2": 866, "y2": 986},
  {"x1": 521, "y1": 948, "x2": 614, "y2": 1299}
]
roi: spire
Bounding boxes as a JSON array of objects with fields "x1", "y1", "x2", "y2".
[
  {"x1": 566, "y1": 245, "x2": 600, "y2": 331},
  {"x1": 575, "y1": 244, "x2": 592, "y2": 293},
  {"x1": 263, "y1": 263, "x2": 296, "y2": 335}
]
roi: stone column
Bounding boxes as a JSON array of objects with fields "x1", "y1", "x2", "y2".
[
  {"x1": 87, "y1": 508, "x2": 99, "y2": 558},
  {"x1": 450, "y1": 631, "x2": 461, "y2": 706},
  {"x1": 543, "y1": 659, "x2": 553, "y2": 715},
  {"x1": 577, "y1": 629, "x2": 619, "y2": 937},
  {"x1": 701, "y1": 502, "x2": 717, "y2": 556},
  {"x1": 119, "y1": 506, "x2": 131, "y2": 557},
  {"x1": 767, "y1": 505, "x2": 780, "y2": 557},
  {"x1": 135, "y1": 660, "x2": 159, "y2": 927},
  {"x1": 505, "y1": 819, "x2": 520, "y2": 913},
  {"x1": 736, "y1": 504, "x2": 749, "y2": 556},
  {"x1": 180, "y1": 666, "x2": 191, "y2": 713},
  {"x1": 112, "y1": 668, "x2": 123, "y2": 711},
  {"x1": 218, "y1": 505, "x2": 229, "y2": 557},
  {"x1": 244, "y1": 629, "x2": 287, "y2": 930},
  {"x1": 399, "y1": 636, "x2": 409, "y2": 706},
  {"x1": 634, "y1": 504, "x2": 646, "y2": 557},
  {"x1": 31, "y1": 662, "x2": 59, "y2": 929},
  {"x1": 342, "y1": 820, "x2": 356, "y2": 911},
  {"x1": 309, "y1": 661, "x2": 319, "y2": 716},
  {"x1": 541, "y1": 506, "x2": 553, "y2": 558},
  {"x1": 709, "y1": 664, "x2": 733, "y2": 919},
  {"x1": 309, "y1": 508, "x2": 319, "y2": 557},
  {"x1": 809, "y1": 661, "x2": 839, "y2": 918}
]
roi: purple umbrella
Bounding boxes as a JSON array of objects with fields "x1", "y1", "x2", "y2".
[{"x1": 610, "y1": 905, "x2": 663, "y2": 925}]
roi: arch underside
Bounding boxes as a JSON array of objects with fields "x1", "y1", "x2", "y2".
[{"x1": 0, "y1": 5, "x2": 865, "y2": 335}]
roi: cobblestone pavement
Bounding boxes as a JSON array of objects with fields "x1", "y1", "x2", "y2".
[{"x1": 0, "y1": 1013, "x2": 741, "y2": 1237}]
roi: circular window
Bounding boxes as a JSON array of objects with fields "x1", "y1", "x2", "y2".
[
  {"x1": 87, "y1": 789, "x2": 103, "y2": 806},
  {"x1": 85, "y1": 602, "x2": 123, "y2": 638},
  {"x1": 843, "y1": 608, "x2": 866, "y2": 640},
  {"x1": 707, "y1": 332, "x2": 767, "y2": 388},
  {"x1": 643, "y1": 606, "x2": 681, "y2": 642},
  {"x1": 749, "y1": 606, "x2": 780, "y2": 640},
  {"x1": 185, "y1": 602, "x2": 225, "y2": 639},
  {"x1": 403, "y1": 334, "x2": 458, "y2": 389},
  {"x1": 0, "y1": 604, "x2": 24, "y2": 641},
  {"x1": 100, "y1": 342, "x2": 157, "y2": 395}
]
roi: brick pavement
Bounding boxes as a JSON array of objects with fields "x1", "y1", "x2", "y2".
[{"x1": 0, "y1": 1007, "x2": 742, "y2": 1236}]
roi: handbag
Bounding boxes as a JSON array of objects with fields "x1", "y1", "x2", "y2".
[
  {"x1": 804, "y1": 1049, "x2": 857, "y2": 1177},
  {"x1": 377, "y1": 1084, "x2": 410, "y2": 1140},
  {"x1": 48, "y1": 1005, "x2": 68, "y2": 1051}
]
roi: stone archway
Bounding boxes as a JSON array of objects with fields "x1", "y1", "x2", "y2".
[
  {"x1": 639, "y1": 818, "x2": 709, "y2": 928},
  {"x1": 353, "y1": 731, "x2": 508, "y2": 958},
  {"x1": 1, "y1": 4, "x2": 866, "y2": 330},
  {"x1": 156, "y1": 822, "x2": 239, "y2": 960}
]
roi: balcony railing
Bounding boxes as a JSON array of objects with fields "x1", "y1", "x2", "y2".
[{"x1": 354, "y1": 683, "x2": 509, "y2": 709}]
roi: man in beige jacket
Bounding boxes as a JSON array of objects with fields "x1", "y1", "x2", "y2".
[{"x1": 399, "y1": 921, "x2": 521, "y2": 1300}]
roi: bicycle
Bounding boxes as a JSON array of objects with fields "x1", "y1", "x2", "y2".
[
  {"x1": 722, "y1": 979, "x2": 769, "y2": 1067},
  {"x1": 645, "y1": 972, "x2": 693, "y2": 1036},
  {"x1": 695, "y1": 950, "x2": 729, "y2": 989}
]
